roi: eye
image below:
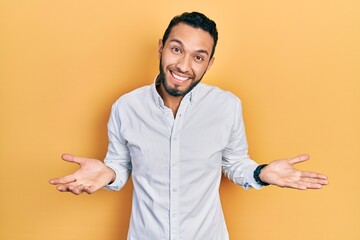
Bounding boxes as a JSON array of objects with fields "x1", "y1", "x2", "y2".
[
  {"x1": 194, "y1": 55, "x2": 204, "y2": 62},
  {"x1": 172, "y1": 47, "x2": 181, "y2": 54}
]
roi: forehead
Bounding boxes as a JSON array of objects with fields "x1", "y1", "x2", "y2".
[{"x1": 165, "y1": 23, "x2": 214, "y2": 54}]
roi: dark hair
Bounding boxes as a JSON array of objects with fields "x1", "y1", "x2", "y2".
[{"x1": 162, "y1": 12, "x2": 218, "y2": 59}]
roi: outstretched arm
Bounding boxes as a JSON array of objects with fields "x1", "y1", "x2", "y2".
[
  {"x1": 259, "y1": 154, "x2": 328, "y2": 190},
  {"x1": 49, "y1": 154, "x2": 116, "y2": 195}
]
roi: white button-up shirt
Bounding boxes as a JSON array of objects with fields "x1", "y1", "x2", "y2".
[{"x1": 104, "y1": 79, "x2": 261, "y2": 240}]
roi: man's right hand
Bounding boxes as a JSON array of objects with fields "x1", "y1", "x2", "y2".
[{"x1": 49, "y1": 154, "x2": 116, "y2": 195}]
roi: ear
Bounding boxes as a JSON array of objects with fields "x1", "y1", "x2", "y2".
[
  {"x1": 158, "y1": 39, "x2": 164, "y2": 59},
  {"x1": 207, "y1": 57, "x2": 215, "y2": 71}
]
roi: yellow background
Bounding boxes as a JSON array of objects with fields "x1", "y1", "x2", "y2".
[{"x1": 1, "y1": 0, "x2": 359, "y2": 239}]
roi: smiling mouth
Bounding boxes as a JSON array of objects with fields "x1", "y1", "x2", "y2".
[{"x1": 170, "y1": 70, "x2": 191, "y2": 82}]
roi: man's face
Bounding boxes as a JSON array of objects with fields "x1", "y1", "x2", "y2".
[{"x1": 158, "y1": 23, "x2": 215, "y2": 97}]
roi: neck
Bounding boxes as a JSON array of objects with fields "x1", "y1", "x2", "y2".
[{"x1": 156, "y1": 83, "x2": 183, "y2": 117}]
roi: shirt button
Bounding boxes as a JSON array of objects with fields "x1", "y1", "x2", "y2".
[
  {"x1": 172, "y1": 188, "x2": 177, "y2": 192},
  {"x1": 173, "y1": 137, "x2": 177, "y2": 141},
  {"x1": 172, "y1": 213, "x2": 176, "y2": 217}
]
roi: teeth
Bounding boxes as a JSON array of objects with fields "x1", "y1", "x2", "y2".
[{"x1": 172, "y1": 71, "x2": 189, "y2": 81}]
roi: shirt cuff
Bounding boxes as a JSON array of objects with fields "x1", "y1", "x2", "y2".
[
  {"x1": 243, "y1": 164, "x2": 263, "y2": 190},
  {"x1": 103, "y1": 163, "x2": 122, "y2": 191}
]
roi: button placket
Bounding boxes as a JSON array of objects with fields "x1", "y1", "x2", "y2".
[
  {"x1": 169, "y1": 127, "x2": 180, "y2": 240},
  {"x1": 169, "y1": 97, "x2": 190, "y2": 240}
]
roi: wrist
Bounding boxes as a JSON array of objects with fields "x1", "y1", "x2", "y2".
[
  {"x1": 253, "y1": 164, "x2": 270, "y2": 186},
  {"x1": 106, "y1": 166, "x2": 116, "y2": 185}
]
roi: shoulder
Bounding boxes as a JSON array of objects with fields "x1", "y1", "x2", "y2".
[
  {"x1": 196, "y1": 83, "x2": 242, "y2": 106},
  {"x1": 113, "y1": 84, "x2": 153, "y2": 109}
]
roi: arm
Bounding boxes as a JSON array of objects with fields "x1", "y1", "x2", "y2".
[
  {"x1": 222, "y1": 99, "x2": 262, "y2": 189},
  {"x1": 102, "y1": 100, "x2": 132, "y2": 191},
  {"x1": 222, "y1": 98, "x2": 328, "y2": 190}
]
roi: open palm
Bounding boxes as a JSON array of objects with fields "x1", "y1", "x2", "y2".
[
  {"x1": 49, "y1": 154, "x2": 115, "y2": 195},
  {"x1": 260, "y1": 154, "x2": 328, "y2": 190}
]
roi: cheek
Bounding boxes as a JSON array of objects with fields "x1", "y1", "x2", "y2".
[
  {"x1": 193, "y1": 65, "x2": 208, "y2": 77},
  {"x1": 161, "y1": 50, "x2": 178, "y2": 66}
]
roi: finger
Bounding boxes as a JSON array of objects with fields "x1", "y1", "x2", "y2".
[
  {"x1": 56, "y1": 184, "x2": 72, "y2": 192},
  {"x1": 65, "y1": 182, "x2": 87, "y2": 195},
  {"x1": 288, "y1": 154, "x2": 310, "y2": 165},
  {"x1": 61, "y1": 153, "x2": 86, "y2": 165},
  {"x1": 300, "y1": 171, "x2": 328, "y2": 180},
  {"x1": 74, "y1": 183, "x2": 100, "y2": 195},
  {"x1": 84, "y1": 185, "x2": 97, "y2": 194},
  {"x1": 300, "y1": 177, "x2": 329, "y2": 185},
  {"x1": 291, "y1": 177, "x2": 328, "y2": 189},
  {"x1": 49, "y1": 175, "x2": 77, "y2": 185},
  {"x1": 70, "y1": 185, "x2": 86, "y2": 195},
  {"x1": 298, "y1": 181, "x2": 323, "y2": 189},
  {"x1": 68, "y1": 180, "x2": 98, "y2": 194},
  {"x1": 55, "y1": 180, "x2": 79, "y2": 191},
  {"x1": 283, "y1": 182, "x2": 307, "y2": 190}
]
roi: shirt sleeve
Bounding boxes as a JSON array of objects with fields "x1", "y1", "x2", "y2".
[
  {"x1": 103, "y1": 101, "x2": 132, "y2": 191},
  {"x1": 221, "y1": 98, "x2": 263, "y2": 190}
]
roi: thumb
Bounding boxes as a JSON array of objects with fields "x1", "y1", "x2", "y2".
[
  {"x1": 288, "y1": 154, "x2": 310, "y2": 165},
  {"x1": 61, "y1": 153, "x2": 85, "y2": 165}
]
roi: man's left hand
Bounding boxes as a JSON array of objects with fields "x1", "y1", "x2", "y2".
[{"x1": 259, "y1": 154, "x2": 329, "y2": 190}]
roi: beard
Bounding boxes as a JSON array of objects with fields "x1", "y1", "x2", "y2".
[{"x1": 158, "y1": 59, "x2": 205, "y2": 97}]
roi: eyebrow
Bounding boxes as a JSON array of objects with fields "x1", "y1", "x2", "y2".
[{"x1": 169, "y1": 39, "x2": 210, "y2": 56}]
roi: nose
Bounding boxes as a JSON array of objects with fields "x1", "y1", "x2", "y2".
[{"x1": 175, "y1": 55, "x2": 191, "y2": 73}]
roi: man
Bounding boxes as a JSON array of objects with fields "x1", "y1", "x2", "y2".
[{"x1": 50, "y1": 12, "x2": 328, "y2": 240}]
